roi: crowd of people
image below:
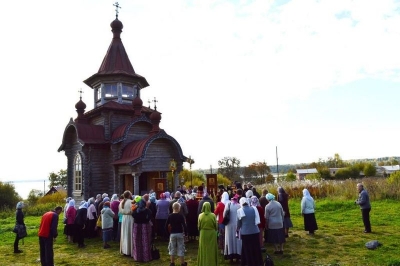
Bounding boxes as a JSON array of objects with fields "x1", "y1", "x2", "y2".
[{"x1": 13, "y1": 181, "x2": 371, "y2": 266}]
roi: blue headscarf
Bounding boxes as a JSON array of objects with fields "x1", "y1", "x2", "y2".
[
  {"x1": 137, "y1": 199, "x2": 146, "y2": 213},
  {"x1": 266, "y1": 193, "x2": 275, "y2": 201}
]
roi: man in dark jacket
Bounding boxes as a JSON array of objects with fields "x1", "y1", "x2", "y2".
[{"x1": 38, "y1": 206, "x2": 63, "y2": 266}]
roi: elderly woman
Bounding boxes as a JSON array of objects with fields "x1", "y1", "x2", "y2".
[
  {"x1": 74, "y1": 201, "x2": 88, "y2": 248},
  {"x1": 132, "y1": 199, "x2": 153, "y2": 262},
  {"x1": 251, "y1": 196, "x2": 266, "y2": 251},
  {"x1": 265, "y1": 193, "x2": 286, "y2": 254},
  {"x1": 278, "y1": 187, "x2": 293, "y2": 237},
  {"x1": 65, "y1": 199, "x2": 76, "y2": 243},
  {"x1": 155, "y1": 192, "x2": 170, "y2": 241},
  {"x1": 224, "y1": 194, "x2": 242, "y2": 264},
  {"x1": 63, "y1": 197, "x2": 72, "y2": 236},
  {"x1": 185, "y1": 193, "x2": 199, "y2": 241},
  {"x1": 86, "y1": 197, "x2": 97, "y2": 238},
  {"x1": 110, "y1": 194, "x2": 120, "y2": 241},
  {"x1": 214, "y1": 191, "x2": 230, "y2": 253},
  {"x1": 197, "y1": 202, "x2": 219, "y2": 266},
  {"x1": 101, "y1": 201, "x2": 115, "y2": 249},
  {"x1": 237, "y1": 197, "x2": 263, "y2": 266},
  {"x1": 301, "y1": 188, "x2": 318, "y2": 235},
  {"x1": 14, "y1": 202, "x2": 25, "y2": 253}
]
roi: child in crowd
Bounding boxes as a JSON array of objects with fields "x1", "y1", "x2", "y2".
[{"x1": 165, "y1": 202, "x2": 188, "y2": 266}]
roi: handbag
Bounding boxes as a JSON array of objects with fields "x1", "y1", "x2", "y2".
[
  {"x1": 222, "y1": 202, "x2": 231, "y2": 225},
  {"x1": 151, "y1": 244, "x2": 160, "y2": 260},
  {"x1": 96, "y1": 215, "x2": 102, "y2": 228},
  {"x1": 13, "y1": 224, "x2": 27, "y2": 239}
]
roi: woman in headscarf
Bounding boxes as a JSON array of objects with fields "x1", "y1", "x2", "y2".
[
  {"x1": 86, "y1": 197, "x2": 97, "y2": 238},
  {"x1": 14, "y1": 202, "x2": 25, "y2": 253},
  {"x1": 197, "y1": 202, "x2": 218, "y2": 266},
  {"x1": 237, "y1": 197, "x2": 263, "y2": 266},
  {"x1": 148, "y1": 193, "x2": 157, "y2": 240},
  {"x1": 278, "y1": 187, "x2": 293, "y2": 237},
  {"x1": 74, "y1": 201, "x2": 88, "y2": 248},
  {"x1": 245, "y1": 189, "x2": 253, "y2": 204},
  {"x1": 110, "y1": 194, "x2": 120, "y2": 241},
  {"x1": 224, "y1": 194, "x2": 242, "y2": 264},
  {"x1": 101, "y1": 201, "x2": 115, "y2": 249},
  {"x1": 155, "y1": 192, "x2": 170, "y2": 241},
  {"x1": 214, "y1": 191, "x2": 229, "y2": 254},
  {"x1": 164, "y1": 191, "x2": 172, "y2": 201},
  {"x1": 301, "y1": 188, "x2": 318, "y2": 235},
  {"x1": 251, "y1": 196, "x2": 266, "y2": 251},
  {"x1": 119, "y1": 190, "x2": 133, "y2": 255},
  {"x1": 63, "y1": 197, "x2": 71, "y2": 236},
  {"x1": 65, "y1": 199, "x2": 76, "y2": 243},
  {"x1": 265, "y1": 193, "x2": 286, "y2": 254},
  {"x1": 131, "y1": 199, "x2": 153, "y2": 262},
  {"x1": 185, "y1": 193, "x2": 199, "y2": 241}
]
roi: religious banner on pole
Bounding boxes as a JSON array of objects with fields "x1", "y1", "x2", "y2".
[{"x1": 206, "y1": 174, "x2": 217, "y2": 198}]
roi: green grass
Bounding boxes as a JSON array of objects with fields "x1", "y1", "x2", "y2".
[{"x1": 1, "y1": 199, "x2": 399, "y2": 265}]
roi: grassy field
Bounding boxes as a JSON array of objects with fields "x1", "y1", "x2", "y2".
[{"x1": 0, "y1": 199, "x2": 399, "y2": 266}]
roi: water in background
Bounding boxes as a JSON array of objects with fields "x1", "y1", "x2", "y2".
[{"x1": 5, "y1": 180, "x2": 48, "y2": 199}]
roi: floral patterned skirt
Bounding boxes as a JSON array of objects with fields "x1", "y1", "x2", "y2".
[{"x1": 132, "y1": 223, "x2": 152, "y2": 262}]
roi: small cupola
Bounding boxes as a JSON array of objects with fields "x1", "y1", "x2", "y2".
[
  {"x1": 75, "y1": 90, "x2": 87, "y2": 123},
  {"x1": 83, "y1": 8, "x2": 149, "y2": 108}
]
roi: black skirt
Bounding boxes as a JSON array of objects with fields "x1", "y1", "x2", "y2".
[
  {"x1": 241, "y1": 233, "x2": 263, "y2": 266},
  {"x1": 303, "y1": 213, "x2": 318, "y2": 232},
  {"x1": 266, "y1": 228, "x2": 286, "y2": 244}
]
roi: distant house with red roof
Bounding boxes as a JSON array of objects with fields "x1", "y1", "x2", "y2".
[
  {"x1": 58, "y1": 13, "x2": 187, "y2": 201},
  {"x1": 45, "y1": 185, "x2": 67, "y2": 196}
]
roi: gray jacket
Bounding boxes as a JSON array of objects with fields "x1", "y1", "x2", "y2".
[
  {"x1": 101, "y1": 207, "x2": 115, "y2": 229},
  {"x1": 356, "y1": 189, "x2": 371, "y2": 209}
]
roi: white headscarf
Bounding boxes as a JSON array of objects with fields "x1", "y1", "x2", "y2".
[
  {"x1": 68, "y1": 199, "x2": 76, "y2": 207},
  {"x1": 111, "y1": 194, "x2": 118, "y2": 202},
  {"x1": 221, "y1": 192, "x2": 230, "y2": 206},
  {"x1": 245, "y1": 190, "x2": 253, "y2": 198},
  {"x1": 237, "y1": 197, "x2": 247, "y2": 220},
  {"x1": 79, "y1": 201, "x2": 88, "y2": 209},
  {"x1": 237, "y1": 197, "x2": 260, "y2": 225},
  {"x1": 303, "y1": 189, "x2": 313, "y2": 201}
]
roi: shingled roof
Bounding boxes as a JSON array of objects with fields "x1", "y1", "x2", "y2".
[{"x1": 83, "y1": 18, "x2": 149, "y2": 89}]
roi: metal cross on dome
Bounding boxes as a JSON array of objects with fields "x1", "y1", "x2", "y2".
[
  {"x1": 152, "y1": 97, "x2": 158, "y2": 110},
  {"x1": 113, "y1": 2, "x2": 121, "y2": 18},
  {"x1": 78, "y1": 89, "x2": 84, "y2": 100}
]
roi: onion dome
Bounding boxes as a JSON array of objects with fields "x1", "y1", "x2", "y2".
[{"x1": 150, "y1": 110, "x2": 161, "y2": 132}]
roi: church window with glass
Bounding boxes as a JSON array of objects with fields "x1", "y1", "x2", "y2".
[{"x1": 74, "y1": 154, "x2": 82, "y2": 192}]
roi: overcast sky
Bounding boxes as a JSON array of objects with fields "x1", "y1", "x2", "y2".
[{"x1": 1, "y1": 0, "x2": 400, "y2": 193}]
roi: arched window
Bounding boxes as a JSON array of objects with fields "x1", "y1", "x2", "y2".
[{"x1": 74, "y1": 154, "x2": 82, "y2": 192}]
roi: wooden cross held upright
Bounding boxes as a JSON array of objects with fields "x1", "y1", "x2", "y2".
[{"x1": 113, "y1": 2, "x2": 121, "y2": 18}]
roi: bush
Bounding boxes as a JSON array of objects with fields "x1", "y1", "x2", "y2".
[
  {"x1": 25, "y1": 202, "x2": 64, "y2": 217},
  {"x1": 0, "y1": 181, "x2": 22, "y2": 211},
  {"x1": 306, "y1": 173, "x2": 322, "y2": 181},
  {"x1": 37, "y1": 191, "x2": 66, "y2": 205}
]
